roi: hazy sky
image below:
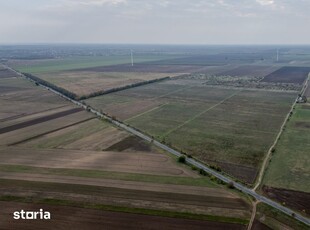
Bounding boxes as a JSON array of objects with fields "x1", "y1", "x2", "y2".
[{"x1": 1, "y1": 0, "x2": 309, "y2": 44}]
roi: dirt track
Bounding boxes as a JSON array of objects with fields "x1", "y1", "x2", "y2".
[{"x1": 0, "y1": 202, "x2": 246, "y2": 230}]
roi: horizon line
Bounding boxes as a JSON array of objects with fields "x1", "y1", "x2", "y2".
[{"x1": 1, "y1": 42, "x2": 310, "y2": 47}]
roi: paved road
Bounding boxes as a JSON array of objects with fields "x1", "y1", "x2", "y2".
[{"x1": 5, "y1": 65, "x2": 310, "y2": 226}]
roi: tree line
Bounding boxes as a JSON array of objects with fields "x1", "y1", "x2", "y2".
[
  {"x1": 23, "y1": 73, "x2": 170, "y2": 101},
  {"x1": 23, "y1": 73, "x2": 78, "y2": 100},
  {"x1": 79, "y1": 76, "x2": 171, "y2": 100}
]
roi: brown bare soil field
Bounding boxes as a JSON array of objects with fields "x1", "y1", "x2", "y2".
[
  {"x1": 77, "y1": 63, "x2": 204, "y2": 73},
  {"x1": 0, "y1": 178, "x2": 250, "y2": 218},
  {"x1": 251, "y1": 220, "x2": 271, "y2": 230},
  {"x1": 0, "y1": 147, "x2": 195, "y2": 177},
  {"x1": 0, "y1": 113, "x2": 22, "y2": 121},
  {"x1": 0, "y1": 111, "x2": 94, "y2": 146},
  {"x1": 63, "y1": 126, "x2": 130, "y2": 151},
  {"x1": 0, "y1": 172, "x2": 234, "y2": 198},
  {"x1": 263, "y1": 186, "x2": 310, "y2": 215},
  {"x1": 0, "y1": 108, "x2": 83, "y2": 134},
  {"x1": 0, "y1": 202, "x2": 246, "y2": 230},
  {"x1": 0, "y1": 68, "x2": 18, "y2": 78},
  {"x1": 217, "y1": 65, "x2": 279, "y2": 77},
  {"x1": 18, "y1": 119, "x2": 129, "y2": 151},
  {"x1": 262, "y1": 66, "x2": 310, "y2": 84},
  {"x1": 208, "y1": 160, "x2": 258, "y2": 184},
  {"x1": 38, "y1": 71, "x2": 180, "y2": 97},
  {"x1": 0, "y1": 78, "x2": 69, "y2": 121},
  {"x1": 0, "y1": 85, "x2": 23, "y2": 94},
  {"x1": 0, "y1": 105, "x2": 68, "y2": 124},
  {"x1": 105, "y1": 136, "x2": 152, "y2": 152},
  {"x1": 0, "y1": 94, "x2": 68, "y2": 120}
]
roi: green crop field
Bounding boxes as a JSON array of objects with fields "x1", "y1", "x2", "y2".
[
  {"x1": 263, "y1": 103, "x2": 310, "y2": 193},
  {"x1": 85, "y1": 79, "x2": 297, "y2": 183},
  {"x1": 11, "y1": 54, "x2": 184, "y2": 74}
]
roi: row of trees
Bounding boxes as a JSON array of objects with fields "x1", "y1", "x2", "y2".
[
  {"x1": 23, "y1": 73, "x2": 171, "y2": 101},
  {"x1": 23, "y1": 73, "x2": 78, "y2": 100},
  {"x1": 79, "y1": 76, "x2": 171, "y2": 100}
]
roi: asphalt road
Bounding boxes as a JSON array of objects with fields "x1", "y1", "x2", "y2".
[{"x1": 5, "y1": 65, "x2": 310, "y2": 226}]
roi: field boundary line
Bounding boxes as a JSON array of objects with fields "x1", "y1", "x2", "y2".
[
  {"x1": 0, "y1": 105, "x2": 68, "y2": 123},
  {"x1": 194, "y1": 120, "x2": 278, "y2": 135},
  {"x1": 125, "y1": 84, "x2": 196, "y2": 122},
  {"x1": 247, "y1": 201, "x2": 258, "y2": 230},
  {"x1": 162, "y1": 90, "x2": 242, "y2": 138},
  {"x1": 125, "y1": 103, "x2": 169, "y2": 122},
  {"x1": 7, "y1": 117, "x2": 96, "y2": 146},
  {"x1": 253, "y1": 91, "x2": 300, "y2": 191},
  {"x1": 154, "y1": 85, "x2": 195, "y2": 100}
]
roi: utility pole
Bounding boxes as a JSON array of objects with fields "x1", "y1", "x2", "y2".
[{"x1": 130, "y1": 49, "x2": 134, "y2": 66}]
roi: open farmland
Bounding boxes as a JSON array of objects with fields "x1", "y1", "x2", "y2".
[
  {"x1": 254, "y1": 203, "x2": 309, "y2": 230},
  {"x1": 0, "y1": 202, "x2": 246, "y2": 230},
  {"x1": 85, "y1": 79, "x2": 297, "y2": 183},
  {"x1": 78, "y1": 63, "x2": 216, "y2": 73},
  {"x1": 216, "y1": 65, "x2": 279, "y2": 77},
  {"x1": 0, "y1": 147, "x2": 196, "y2": 177},
  {"x1": 262, "y1": 103, "x2": 310, "y2": 214},
  {"x1": 0, "y1": 66, "x2": 18, "y2": 79},
  {"x1": 0, "y1": 77, "x2": 69, "y2": 121},
  {"x1": 36, "y1": 71, "x2": 181, "y2": 98},
  {"x1": 9, "y1": 54, "x2": 186, "y2": 74},
  {"x1": 146, "y1": 53, "x2": 275, "y2": 65},
  {"x1": 262, "y1": 66, "x2": 310, "y2": 84},
  {"x1": 0, "y1": 67, "x2": 252, "y2": 227}
]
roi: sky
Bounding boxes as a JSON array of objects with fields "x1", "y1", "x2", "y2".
[{"x1": 0, "y1": 0, "x2": 309, "y2": 45}]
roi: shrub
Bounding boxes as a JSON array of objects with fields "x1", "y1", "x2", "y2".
[
  {"x1": 191, "y1": 166, "x2": 198, "y2": 171},
  {"x1": 199, "y1": 169, "x2": 207, "y2": 176},
  {"x1": 210, "y1": 164, "x2": 221, "y2": 172},
  {"x1": 178, "y1": 155, "x2": 186, "y2": 163},
  {"x1": 227, "y1": 182, "x2": 235, "y2": 189}
]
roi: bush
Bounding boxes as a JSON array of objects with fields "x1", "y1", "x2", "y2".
[
  {"x1": 210, "y1": 164, "x2": 221, "y2": 172},
  {"x1": 227, "y1": 182, "x2": 235, "y2": 189},
  {"x1": 191, "y1": 166, "x2": 198, "y2": 171},
  {"x1": 178, "y1": 155, "x2": 186, "y2": 163},
  {"x1": 199, "y1": 169, "x2": 206, "y2": 176}
]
